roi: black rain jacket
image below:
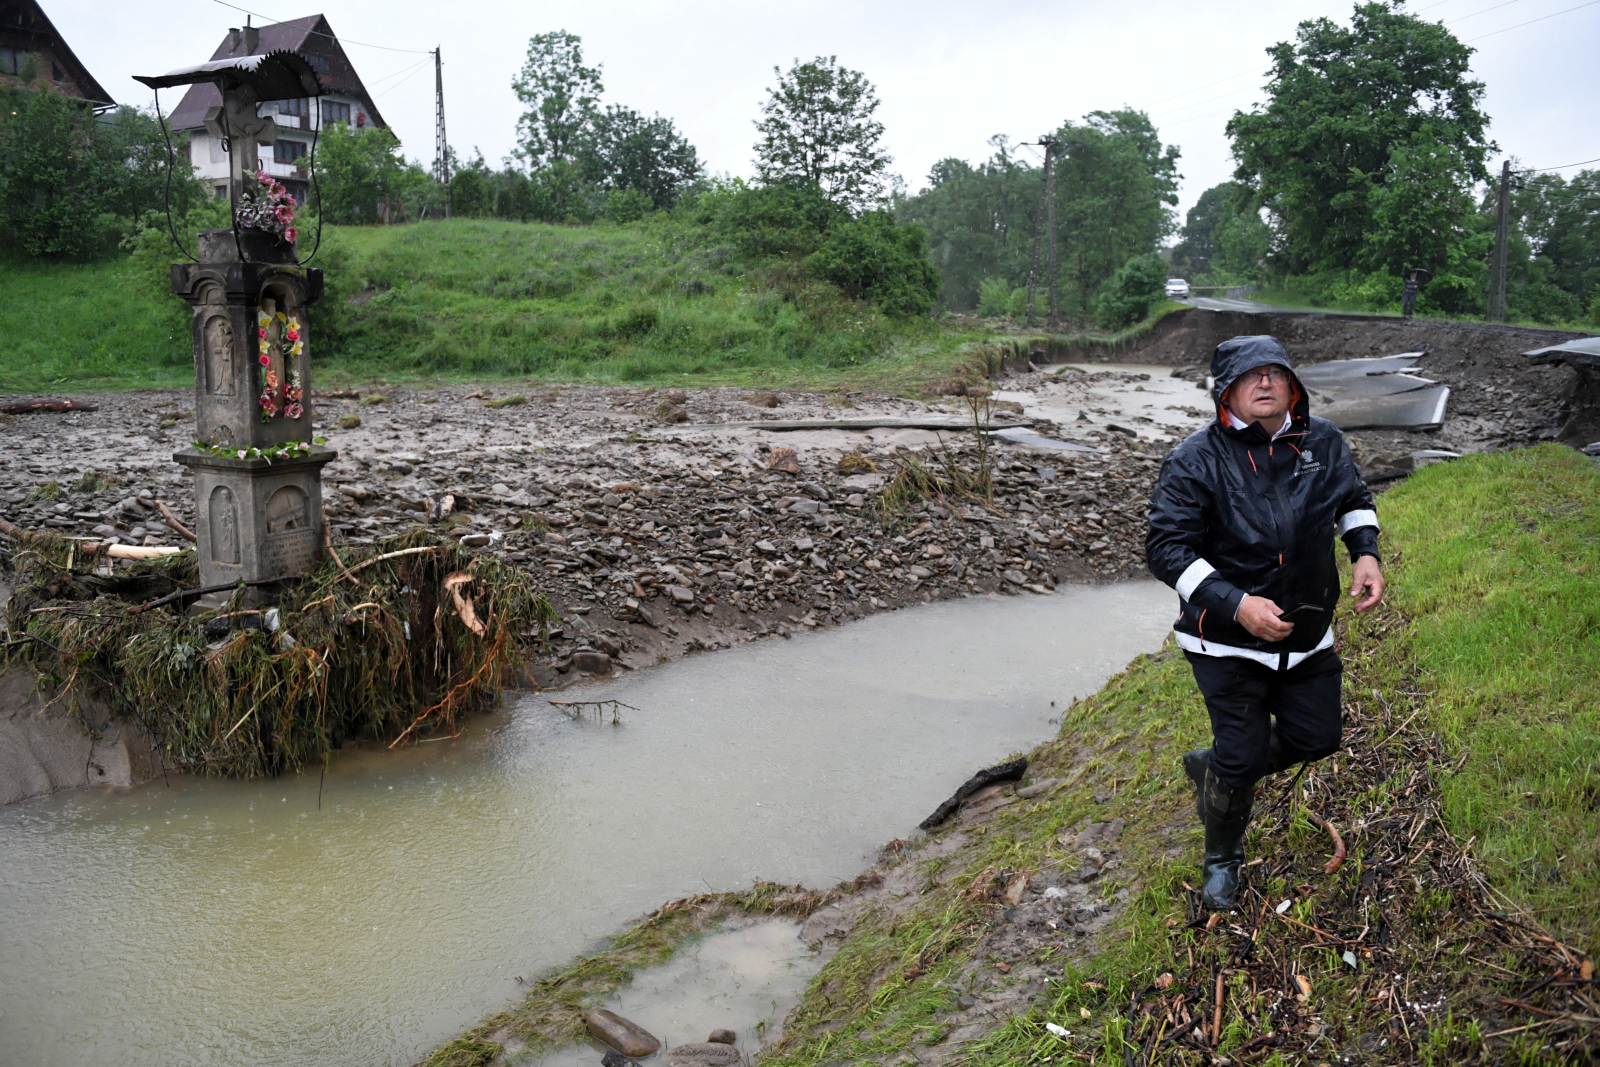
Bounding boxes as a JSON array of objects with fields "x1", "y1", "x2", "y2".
[{"x1": 1145, "y1": 336, "x2": 1380, "y2": 657}]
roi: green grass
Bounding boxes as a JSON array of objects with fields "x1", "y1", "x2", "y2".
[
  {"x1": 0, "y1": 255, "x2": 194, "y2": 391},
  {"x1": 1377, "y1": 445, "x2": 1600, "y2": 936}
]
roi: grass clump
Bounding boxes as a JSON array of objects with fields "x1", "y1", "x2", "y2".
[
  {"x1": 420, "y1": 1038, "x2": 502, "y2": 1067},
  {"x1": 484, "y1": 394, "x2": 527, "y2": 408},
  {"x1": 2, "y1": 528, "x2": 556, "y2": 777},
  {"x1": 877, "y1": 395, "x2": 996, "y2": 521}
]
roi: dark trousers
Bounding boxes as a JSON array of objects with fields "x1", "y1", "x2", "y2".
[
  {"x1": 1184, "y1": 648, "x2": 1343, "y2": 788},
  {"x1": 1402, "y1": 291, "x2": 1417, "y2": 318}
]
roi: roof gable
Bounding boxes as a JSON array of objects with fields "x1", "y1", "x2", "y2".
[
  {"x1": 166, "y1": 14, "x2": 388, "y2": 132},
  {"x1": 0, "y1": 0, "x2": 115, "y2": 107}
]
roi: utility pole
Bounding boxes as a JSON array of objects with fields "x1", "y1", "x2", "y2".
[
  {"x1": 433, "y1": 47, "x2": 450, "y2": 218},
  {"x1": 1024, "y1": 138, "x2": 1058, "y2": 329},
  {"x1": 1044, "y1": 139, "x2": 1060, "y2": 329},
  {"x1": 1488, "y1": 159, "x2": 1511, "y2": 322}
]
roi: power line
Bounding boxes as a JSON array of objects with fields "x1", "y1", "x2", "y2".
[
  {"x1": 1464, "y1": 0, "x2": 1600, "y2": 40},
  {"x1": 1447, "y1": 0, "x2": 1528, "y2": 23},
  {"x1": 1526, "y1": 155, "x2": 1600, "y2": 171},
  {"x1": 208, "y1": 0, "x2": 432, "y2": 55}
]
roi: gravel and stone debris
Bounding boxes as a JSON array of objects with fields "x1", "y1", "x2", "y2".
[{"x1": 0, "y1": 382, "x2": 1166, "y2": 688}]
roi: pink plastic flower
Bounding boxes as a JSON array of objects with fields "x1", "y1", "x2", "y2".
[
  {"x1": 285, "y1": 227, "x2": 297, "y2": 244},
  {"x1": 285, "y1": 403, "x2": 304, "y2": 420},
  {"x1": 258, "y1": 353, "x2": 271, "y2": 367},
  {"x1": 285, "y1": 329, "x2": 299, "y2": 342},
  {"x1": 259, "y1": 328, "x2": 268, "y2": 339}
]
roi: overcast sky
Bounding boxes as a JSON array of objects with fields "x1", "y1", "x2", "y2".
[{"x1": 54, "y1": 0, "x2": 1600, "y2": 223}]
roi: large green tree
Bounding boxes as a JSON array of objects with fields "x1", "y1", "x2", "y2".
[
  {"x1": 0, "y1": 88, "x2": 204, "y2": 259},
  {"x1": 899, "y1": 111, "x2": 1179, "y2": 318},
  {"x1": 901, "y1": 137, "x2": 1038, "y2": 309},
  {"x1": 512, "y1": 31, "x2": 603, "y2": 169},
  {"x1": 753, "y1": 56, "x2": 891, "y2": 210},
  {"x1": 1226, "y1": 2, "x2": 1491, "y2": 281},
  {"x1": 305, "y1": 123, "x2": 434, "y2": 224},
  {"x1": 579, "y1": 105, "x2": 701, "y2": 210},
  {"x1": 1500, "y1": 169, "x2": 1600, "y2": 324}
]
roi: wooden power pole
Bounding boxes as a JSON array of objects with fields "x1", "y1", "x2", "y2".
[
  {"x1": 1488, "y1": 159, "x2": 1511, "y2": 322},
  {"x1": 433, "y1": 47, "x2": 451, "y2": 217},
  {"x1": 1024, "y1": 138, "x2": 1058, "y2": 329}
]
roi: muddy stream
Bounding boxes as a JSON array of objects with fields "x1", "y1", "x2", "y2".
[{"x1": 1, "y1": 577, "x2": 1175, "y2": 1067}]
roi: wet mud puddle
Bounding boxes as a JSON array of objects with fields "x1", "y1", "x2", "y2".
[
  {"x1": 0, "y1": 582, "x2": 1176, "y2": 1067},
  {"x1": 994, "y1": 363, "x2": 1214, "y2": 447}
]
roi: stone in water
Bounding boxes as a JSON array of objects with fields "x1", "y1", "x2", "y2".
[
  {"x1": 666, "y1": 1042, "x2": 742, "y2": 1066},
  {"x1": 585, "y1": 1009, "x2": 660, "y2": 1059}
]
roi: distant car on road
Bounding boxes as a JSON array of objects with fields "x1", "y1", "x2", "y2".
[{"x1": 1165, "y1": 278, "x2": 1190, "y2": 298}]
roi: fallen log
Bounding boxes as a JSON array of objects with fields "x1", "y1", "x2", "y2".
[
  {"x1": 692, "y1": 416, "x2": 1035, "y2": 433},
  {"x1": 0, "y1": 399, "x2": 97, "y2": 415},
  {"x1": 918, "y1": 757, "x2": 1029, "y2": 829}
]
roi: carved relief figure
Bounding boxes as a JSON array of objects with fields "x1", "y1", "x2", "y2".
[
  {"x1": 265, "y1": 485, "x2": 309, "y2": 534},
  {"x1": 209, "y1": 486, "x2": 240, "y2": 565},
  {"x1": 203, "y1": 314, "x2": 235, "y2": 396}
]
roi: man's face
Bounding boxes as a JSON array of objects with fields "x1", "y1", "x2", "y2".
[{"x1": 1226, "y1": 364, "x2": 1292, "y2": 425}]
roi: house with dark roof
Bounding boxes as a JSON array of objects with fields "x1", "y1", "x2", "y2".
[
  {"x1": 0, "y1": 0, "x2": 114, "y2": 107},
  {"x1": 169, "y1": 15, "x2": 388, "y2": 203}
]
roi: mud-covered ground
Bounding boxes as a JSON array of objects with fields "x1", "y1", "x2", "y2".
[{"x1": 0, "y1": 377, "x2": 1173, "y2": 687}]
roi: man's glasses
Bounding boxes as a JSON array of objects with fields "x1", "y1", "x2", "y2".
[{"x1": 1238, "y1": 368, "x2": 1289, "y2": 386}]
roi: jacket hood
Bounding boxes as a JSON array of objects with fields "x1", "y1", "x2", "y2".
[{"x1": 1209, "y1": 334, "x2": 1309, "y2": 435}]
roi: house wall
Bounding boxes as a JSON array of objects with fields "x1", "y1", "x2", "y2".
[{"x1": 186, "y1": 91, "x2": 377, "y2": 198}]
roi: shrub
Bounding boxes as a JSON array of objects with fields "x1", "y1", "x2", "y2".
[
  {"x1": 806, "y1": 210, "x2": 940, "y2": 319},
  {"x1": 689, "y1": 180, "x2": 846, "y2": 259},
  {"x1": 1095, "y1": 253, "x2": 1166, "y2": 329}
]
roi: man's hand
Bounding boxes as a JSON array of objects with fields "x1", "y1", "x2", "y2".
[
  {"x1": 1237, "y1": 595, "x2": 1294, "y2": 642},
  {"x1": 1350, "y1": 555, "x2": 1385, "y2": 612}
]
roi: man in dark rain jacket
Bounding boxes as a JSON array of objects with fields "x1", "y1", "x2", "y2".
[{"x1": 1145, "y1": 335, "x2": 1385, "y2": 910}]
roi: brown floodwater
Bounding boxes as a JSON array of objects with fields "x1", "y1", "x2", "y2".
[{"x1": 0, "y1": 581, "x2": 1177, "y2": 1067}]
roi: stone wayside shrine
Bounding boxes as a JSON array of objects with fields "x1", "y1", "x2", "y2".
[{"x1": 136, "y1": 52, "x2": 335, "y2": 593}]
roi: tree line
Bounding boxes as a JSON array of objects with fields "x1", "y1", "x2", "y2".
[{"x1": 2, "y1": 3, "x2": 1595, "y2": 329}]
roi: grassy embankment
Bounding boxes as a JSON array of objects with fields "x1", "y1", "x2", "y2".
[
  {"x1": 0, "y1": 220, "x2": 1189, "y2": 396},
  {"x1": 425, "y1": 445, "x2": 1597, "y2": 1067}
]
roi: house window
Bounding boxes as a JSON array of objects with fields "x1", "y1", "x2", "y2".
[
  {"x1": 274, "y1": 139, "x2": 307, "y2": 164},
  {"x1": 303, "y1": 54, "x2": 330, "y2": 73},
  {"x1": 0, "y1": 47, "x2": 25, "y2": 75},
  {"x1": 276, "y1": 98, "x2": 306, "y2": 117},
  {"x1": 320, "y1": 100, "x2": 351, "y2": 127}
]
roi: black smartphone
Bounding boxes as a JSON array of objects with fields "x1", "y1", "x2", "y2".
[{"x1": 1280, "y1": 604, "x2": 1324, "y2": 623}]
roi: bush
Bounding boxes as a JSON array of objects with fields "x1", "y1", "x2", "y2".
[
  {"x1": 806, "y1": 210, "x2": 940, "y2": 319},
  {"x1": 975, "y1": 277, "x2": 1018, "y2": 318},
  {"x1": 689, "y1": 180, "x2": 846, "y2": 259},
  {"x1": 1095, "y1": 253, "x2": 1166, "y2": 329}
]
